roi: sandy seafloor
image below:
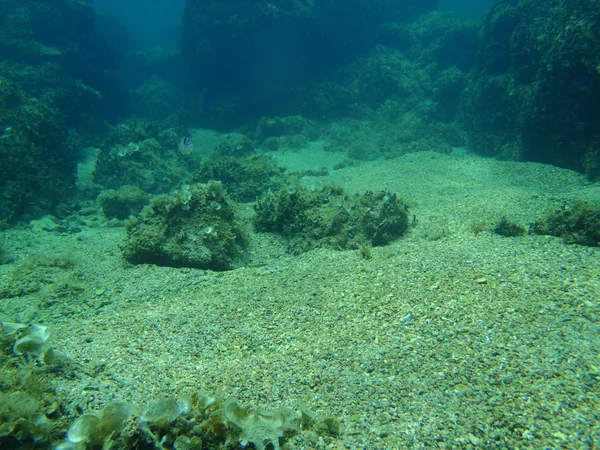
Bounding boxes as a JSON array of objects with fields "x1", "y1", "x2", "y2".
[{"x1": 1, "y1": 144, "x2": 600, "y2": 449}]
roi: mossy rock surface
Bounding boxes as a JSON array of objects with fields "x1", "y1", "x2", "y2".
[
  {"x1": 532, "y1": 202, "x2": 600, "y2": 247},
  {"x1": 255, "y1": 186, "x2": 410, "y2": 253},
  {"x1": 93, "y1": 121, "x2": 195, "y2": 195},
  {"x1": 493, "y1": 216, "x2": 526, "y2": 237},
  {"x1": 98, "y1": 185, "x2": 151, "y2": 220},
  {"x1": 195, "y1": 154, "x2": 286, "y2": 202},
  {"x1": 123, "y1": 182, "x2": 247, "y2": 270}
]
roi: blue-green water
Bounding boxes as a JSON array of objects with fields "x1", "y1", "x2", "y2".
[{"x1": 1, "y1": 1, "x2": 599, "y2": 448}]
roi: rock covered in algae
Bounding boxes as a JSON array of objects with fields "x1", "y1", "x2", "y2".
[
  {"x1": 123, "y1": 181, "x2": 248, "y2": 270},
  {"x1": 532, "y1": 201, "x2": 600, "y2": 247},
  {"x1": 254, "y1": 185, "x2": 410, "y2": 253}
]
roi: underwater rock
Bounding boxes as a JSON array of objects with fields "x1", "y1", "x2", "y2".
[
  {"x1": 532, "y1": 201, "x2": 600, "y2": 247},
  {"x1": 181, "y1": 0, "x2": 438, "y2": 127},
  {"x1": 29, "y1": 216, "x2": 60, "y2": 233},
  {"x1": 254, "y1": 185, "x2": 410, "y2": 253},
  {"x1": 0, "y1": 0, "x2": 127, "y2": 223},
  {"x1": 123, "y1": 182, "x2": 248, "y2": 270},
  {"x1": 463, "y1": 0, "x2": 600, "y2": 173},
  {"x1": 97, "y1": 185, "x2": 151, "y2": 220},
  {"x1": 194, "y1": 154, "x2": 286, "y2": 202},
  {"x1": 94, "y1": 121, "x2": 194, "y2": 195}
]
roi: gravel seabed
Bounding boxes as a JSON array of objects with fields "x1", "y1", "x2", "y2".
[{"x1": 1, "y1": 149, "x2": 600, "y2": 448}]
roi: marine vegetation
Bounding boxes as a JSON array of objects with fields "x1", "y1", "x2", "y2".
[
  {"x1": 55, "y1": 394, "x2": 339, "y2": 450},
  {"x1": 123, "y1": 182, "x2": 247, "y2": 270},
  {"x1": 462, "y1": 0, "x2": 600, "y2": 172},
  {"x1": 213, "y1": 135, "x2": 256, "y2": 158},
  {"x1": 493, "y1": 216, "x2": 526, "y2": 237},
  {"x1": 0, "y1": 65, "x2": 80, "y2": 224},
  {"x1": 254, "y1": 185, "x2": 410, "y2": 253},
  {"x1": 93, "y1": 119, "x2": 195, "y2": 195},
  {"x1": 0, "y1": 0, "x2": 126, "y2": 224},
  {"x1": 97, "y1": 185, "x2": 151, "y2": 220},
  {"x1": 181, "y1": 0, "x2": 438, "y2": 127},
  {"x1": 254, "y1": 115, "x2": 316, "y2": 151},
  {"x1": 0, "y1": 322, "x2": 339, "y2": 449},
  {"x1": 532, "y1": 201, "x2": 600, "y2": 247},
  {"x1": 0, "y1": 322, "x2": 72, "y2": 448},
  {"x1": 195, "y1": 154, "x2": 287, "y2": 203}
]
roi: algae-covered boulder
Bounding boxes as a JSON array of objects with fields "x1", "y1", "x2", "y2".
[
  {"x1": 195, "y1": 154, "x2": 286, "y2": 202},
  {"x1": 93, "y1": 120, "x2": 198, "y2": 195},
  {"x1": 532, "y1": 202, "x2": 600, "y2": 247},
  {"x1": 255, "y1": 185, "x2": 410, "y2": 253},
  {"x1": 123, "y1": 182, "x2": 247, "y2": 270},
  {"x1": 462, "y1": 0, "x2": 600, "y2": 172},
  {"x1": 98, "y1": 185, "x2": 151, "y2": 220}
]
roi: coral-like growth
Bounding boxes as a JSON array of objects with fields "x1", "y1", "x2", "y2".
[
  {"x1": 56, "y1": 394, "x2": 339, "y2": 450},
  {"x1": 223, "y1": 398, "x2": 293, "y2": 450},
  {"x1": 0, "y1": 391, "x2": 53, "y2": 445},
  {"x1": 1, "y1": 321, "x2": 339, "y2": 449},
  {"x1": 0, "y1": 321, "x2": 72, "y2": 448}
]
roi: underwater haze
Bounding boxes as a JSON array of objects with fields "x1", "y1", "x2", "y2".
[
  {"x1": 440, "y1": 0, "x2": 495, "y2": 18},
  {"x1": 92, "y1": 0, "x2": 186, "y2": 48},
  {"x1": 1, "y1": 0, "x2": 600, "y2": 449}
]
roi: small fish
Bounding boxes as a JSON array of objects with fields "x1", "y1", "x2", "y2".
[{"x1": 178, "y1": 136, "x2": 194, "y2": 155}]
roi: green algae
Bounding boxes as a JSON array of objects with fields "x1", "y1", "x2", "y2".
[
  {"x1": 123, "y1": 182, "x2": 248, "y2": 270},
  {"x1": 533, "y1": 201, "x2": 600, "y2": 247},
  {"x1": 493, "y1": 216, "x2": 526, "y2": 237},
  {"x1": 254, "y1": 185, "x2": 410, "y2": 253},
  {"x1": 97, "y1": 185, "x2": 151, "y2": 220}
]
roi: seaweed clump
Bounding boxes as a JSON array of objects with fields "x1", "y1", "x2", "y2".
[
  {"x1": 255, "y1": 186, "x2": 410, "y2": 253},
  {"x1": 0, "y1": 322, "x2": 71, "y2": 448},
  {"x1": 532, "y1": 202, "x2": 600, "y2": 247},
  {"x1": 195, "y1": 154, "x2": 286, "y2": 203},
  {"x1": 93, "y1": 121, "x2": 193, "y2": 195},
  {"x1": 493, "y1": 217, "x2": 526, "y2": 237},
  {"x1": 123, "y1": 182, "x2": 247, "y2": 270},
  {"x1": 57, "y1": 394, "x2": 339, "y2": 450},
  {"x1": 97, "y1": 185, "x2": 151, "y2": 220},
  {"x1": 1, "y1": 321, "x2": 340, "y2": 449}
]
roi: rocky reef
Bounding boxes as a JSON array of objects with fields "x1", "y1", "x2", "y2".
[
  {"x1": 181, "y1": 0, "x2": 439, "y2": 127},
  {"x1": 461, "y1": 0, "x2": 600, "y2": 176},
  {"x1": 0, "y1": 0, "x2": 126, "y2": 224}
]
